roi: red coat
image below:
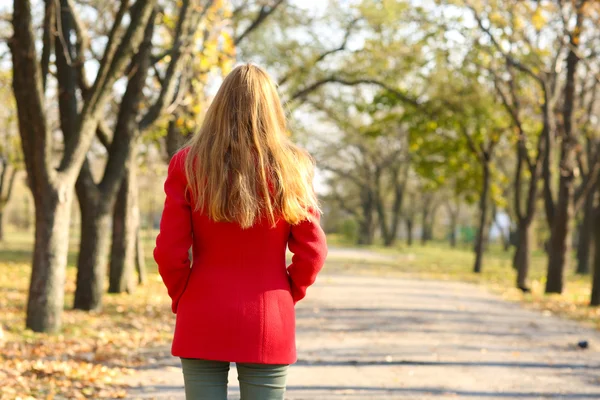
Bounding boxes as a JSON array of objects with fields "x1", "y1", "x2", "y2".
[{"x1": 154, "y1": 149, "x2": 328, "y2": 364}]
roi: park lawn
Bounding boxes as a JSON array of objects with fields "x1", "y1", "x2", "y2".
[
  {"x1": 0, "y1": 230, "x2": 174, "y2": 399},
  {"x1": 326, "y1": 234, "x2": 600, "y2": 330}
]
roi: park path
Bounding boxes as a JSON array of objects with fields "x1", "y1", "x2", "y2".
[{"x1": 126, "y1": 250, "x2": 600, "y2": 399}]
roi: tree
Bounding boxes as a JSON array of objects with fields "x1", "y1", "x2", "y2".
[
  {"x1": 313, "y1": 96, "x2": 409, "y2": 246},
  {"x1": 67, "y1": 0, "x2": 216, "y2": 310},
  {"x1": 461, "y1": 0, "x2": 563, "y2": 290},
  {"x1": 591, "y1": 187, "x2": 600, "y2": 305},
  {"x1": 544, "y1": 0, "x2": 600, "y2": 294},
  {"x1": 10, "y1": 0, "x2": 155, "y2": 332},
  {"x1": 0, "y1": 158, "x2": 17, "y2": 241},
  {"x1": 0, "y1": 71, "x2": 19, "y2": 241},
  {"x1": 574, "y1": 57, "x2": 600, "y2": 275}
]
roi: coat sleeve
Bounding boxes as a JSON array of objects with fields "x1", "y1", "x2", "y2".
[
  {"x1": 154, "y1": 150, "x2": 193, "y2": 314},
  {"x1": 287, "y1": 210, "x2": 328, "y2": 305}
]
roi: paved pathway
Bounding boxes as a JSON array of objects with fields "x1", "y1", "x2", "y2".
[{"x1": 126, "y1": 269, "x2": 600, "y2": 399}]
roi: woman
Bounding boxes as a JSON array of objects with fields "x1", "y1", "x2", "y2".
[{"x1": 154, "y1": 64, "x2": 328, "y2": 400}]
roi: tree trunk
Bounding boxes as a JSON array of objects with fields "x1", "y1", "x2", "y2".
[
  {"x1": 109, "y1": 155, "x2": 143, "y2": 293},
  {"x1": 357, "y1": 187, "x2": 375, "y2": 246},
  {"x1": 357, "y1": 219, "x2": 374, "y2": 245},
  {"x1": 545, "y1": 196, "x2": 574, "y2": 293},
  {"x1": 474, "y1": 164, "x2": 491, "y2": 273},
  {"x1": 73, "y1": 170, "x2": 113, "y2": 310},
  {"x1": 420, "y1": 208, "x2": 429, "y2": 245},
  {"x1": 448, "y1": 212, "x2": 458, "y2": 248},
  {"x1": 545, "y1": 6, "x2": 581, "y2": 294},
  {"x1": 576, "y1": 187, "x2": 596, "y2": 274},
  {"x1": 514, "y1": 219, "x2": 532, "y2": 290},
  {"x1": 26, "y1": 189, "x2": 73, "y2": 332},
  {"x1": 591, "y1": 204, "x2": 600, "y2": 306},
  {"x1": 406, "y1": 218, "x2": 413, "y2": 246},
  {"x1": 165, "y1": 116, "x2": 191, "y2": 160},
  {"x1": 135, "y1": 225, "x2": 147, "y2": 285},
  {"x1": 0, "y1": 210, "x2": 4, "y2": 241}
]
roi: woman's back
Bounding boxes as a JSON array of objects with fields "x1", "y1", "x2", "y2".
[
  {"x1": 154, "y1": 64, "x2": 327, "y2": 399},
  {"x1": 155, "y1": 148, "x2": 326, "y2": 364}
]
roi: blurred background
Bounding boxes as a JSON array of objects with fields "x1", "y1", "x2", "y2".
[{"x1": 1, "y1": 0, "x2": 600, "y2": 398}]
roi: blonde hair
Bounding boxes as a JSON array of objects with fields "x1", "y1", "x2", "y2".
[{"x1": 184, "y1": 64, "x2": 319, "y2": 228}]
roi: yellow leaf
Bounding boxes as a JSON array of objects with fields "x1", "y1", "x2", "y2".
[{"x1": 532, "y1": 7, "x2": 546, "y2": 30}]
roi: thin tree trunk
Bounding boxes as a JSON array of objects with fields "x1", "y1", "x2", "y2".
[
  {"x1": 0, "y1": 164, "x2": 17, "y2": 241},
  {"x1": 515, "y1": 219, "x2": 532, "y2": 290},
  {"x1": 576, "y1": 187, "x2": 596, "y2": 274},
  {"x1": 449, "y1": 213, "x2": 457, "y2": 248},
  {"x1": 26, "y1": 189, "x2": 72, "y2": 332},
  {"x1": 0, "y1": 210, "x2": 4, "y2": 241},
  {"x1": 166, "y1": 116, "x2": 191, "y2": 160},
  {"x1": 73, "y1": 209, "x2": 112, "y2": 310},
  {"x1": 73, "y1": 168, "x2": 113, "y2": 310},
  {"x1": 357, "y1": 220, "x2": 374, "y2": 245},
  {"x1": 135, "y1": 225, "x2": 147, "y2": 285},
  {"x1": 421, "y1": 209, "x2": 430, "y2": 245},
  {"x1": 546, "y1": 200, "x2": 574, "y2": 293},
  {"x1": 406, "y1": 218, "x2": 413, "y2": 247},
  {"x1": 545, "y1": 5, "x2": 582, "y2": 294},
  {"x1": 357, "y1": 188, "x2": 375, "y2": 245},
  {"x1": 109, "y1": 153, "x2": 143, "y2": 293},
  {"x1": 474, "y1": 164, "x2": 490, "y2": 273},
  {"x1": 446, "y1": 201, "x2": 459, "y2": 248},
  {"x1": 591, "y1": 204, "x2": 600, "y2": 306}
]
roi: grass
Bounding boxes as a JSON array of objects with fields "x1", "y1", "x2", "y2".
[
  {"x1": 325, "y1": 233, "x2": 600, "y2": 330},
  {"x1": 1, "y1": 229, "x2": 599, "y2": 398}
]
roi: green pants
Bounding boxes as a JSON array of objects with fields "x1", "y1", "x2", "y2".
[{"x1": 180, "y1": 358, "x2": 288, "y2": 400}]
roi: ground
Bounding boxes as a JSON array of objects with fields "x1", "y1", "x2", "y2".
[{"x1": 124, "y1": 249, "x2": 600, "y2": 400}]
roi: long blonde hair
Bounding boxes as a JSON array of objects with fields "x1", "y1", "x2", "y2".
[{"x1": 184, "y1": 64, "x2": 319, "y2": 228}]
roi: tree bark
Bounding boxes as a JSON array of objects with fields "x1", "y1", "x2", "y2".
[
  {"x1": 514, "y1": 219, "x2": 532, "y2": 290},
  {"x1": 0, "y1": 163, "x2": 18, "y2": 241},
  {"x1": 406, "y1": 218, "x2": 413, "y2": 247},
  {"x1": 576, "y1": 187, "x2": 596, "y2": 274},
  {"x1": 11, "y1": 0, "x2": 155, "y2": 332},
  {"x1": 135, "y1": 225, "x2": 147, "y2": 285},
  {"x1": 375, "y1": 174, "x2": 403, "y2": 247},
  {"x1": 357, "y1": 187, "x2": 375, "y2": 245},
  {"x1": 545, "y1": 7, "x2": 582, "y2": 294},
  {"x1": 109, "y1": 153, "x2": 142, "y2": 293},
  {"x1": 473, "y1": 163, "x2": 490, "y2": 273},
  {"x1": 0, "y1": 210, "x2": 4, "y2": 241},
  {"x1": 447, "y1": 201, "x2": 459, "y2": 248},
  {"x1": 357, "y1": 219, "x2": 375, "y2": 245},
  {"x1": 73, "y1": 184, "x2": 112, "y2": 310},
  {"x1": 166, "y1": 116, "x2": 192, "y2": 160},
  {"x1": 545, "y1": 199, "x2": 574, "y2": 293},
  {"x1": 420, "y1": 207, "x2": 429, "y2": 245},
  {"x1": 591, "y1": 202, "x2": 600, "y2": 306},
  {"x1": 74, "y1": 10, "x2": 158, "y2": 301},
  {"x1": 26, "y1": 189, "x2": 72, "y2": 332}
]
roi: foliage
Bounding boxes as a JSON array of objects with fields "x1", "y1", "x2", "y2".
[{"x1": 0, "y1": 234, "x2": 172, "y2": 399}]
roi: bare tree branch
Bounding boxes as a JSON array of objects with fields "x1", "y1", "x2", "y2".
[
  {"x1": 10, "y1": 0, "x2": 54, "y2": 187},
  {"x1": 278, "y1": 17, "x2": 359, "y2": 86},
  {"x1": 58, "y1": 0, "x2": 156, "y2": 180},
  {"x1": 234, "y1": 0, "x2": 286, "y2": 45},
  {"x1": 468, "y1": 4, "x2": 544, "y2": 86},
  {"x1": 139, "y1": 0, "x2": 213, "y2": 131},
  {"x1": 95, "y1": 120, "x2": 113, "y2": 149},
  {"x1": 41, "y1": 0, "x2": 55, "y2": 92},
  {"x1": 290, "y1": 77, "x2": 419, "y2": 106},
  {"x1": 84, "y1": 0, "x2": 129, "y2": 105}
]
